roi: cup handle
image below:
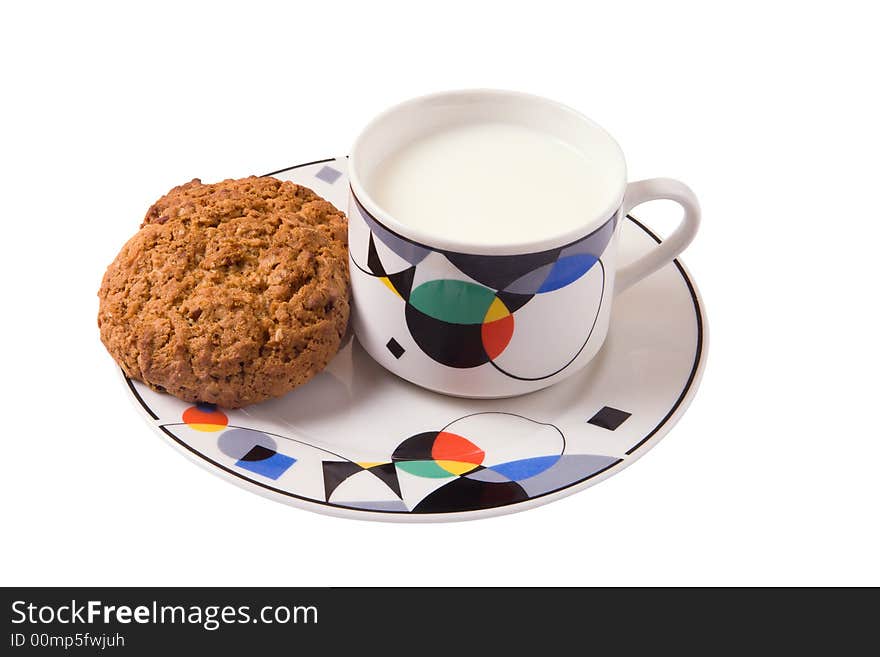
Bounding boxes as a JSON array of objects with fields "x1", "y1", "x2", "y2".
[{"x1": 614, "y1": 178, "x2": 701, "y2": 293}]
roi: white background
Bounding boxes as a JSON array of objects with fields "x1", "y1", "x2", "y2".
[{"x1": 1, "y1": 1, "x2": 877, "y2": 586}]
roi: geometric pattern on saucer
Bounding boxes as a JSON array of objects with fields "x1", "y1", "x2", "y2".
[{"x1": 156, "y1": 406, "x2": 622, "y2": 514}]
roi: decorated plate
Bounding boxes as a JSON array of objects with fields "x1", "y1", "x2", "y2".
[{"x1": 121, "y1": 157, "x2": 708, "y2": 522}]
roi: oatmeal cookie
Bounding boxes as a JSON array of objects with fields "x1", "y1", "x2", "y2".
[{"x1": 98, "y1": 176, "x2": 349, "y2": 408}]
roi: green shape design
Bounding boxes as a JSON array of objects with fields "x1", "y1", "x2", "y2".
[
  {"x1": 408, "y1": 280, "x2": 497, "y2": 324},
  {"x1": 396, "y1": 460, "x2": 455, "y2": 478}
]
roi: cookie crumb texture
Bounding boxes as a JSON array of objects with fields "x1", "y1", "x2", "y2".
[{"x1": 98, "y1": 176, "x2": 350, "y2": 408}]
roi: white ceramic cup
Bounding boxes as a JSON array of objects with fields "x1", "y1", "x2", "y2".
[{"x1": 347, "y1": 90, "x2": 700, "y2": 398}]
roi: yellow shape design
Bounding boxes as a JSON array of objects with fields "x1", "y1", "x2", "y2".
[
  {"x1": 483, "y1": 296, "x2": 510, "y2": 323},
  {"x1": 189, "y1": 423, "x2": 225, "y2": 433},
  {"x1": 436, "y1": 460, "x2": 479, "y2": 476},
  {"x1": 357, "y1": 461, "x2": 387, "y2": 469},
  {"x1": 380, "y1": 277, "x2": 402, "y2": 299}
]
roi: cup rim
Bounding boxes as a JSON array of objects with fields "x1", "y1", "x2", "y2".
[{"x1": 349, "y1": 88, "x2": 627, "y2": 256}]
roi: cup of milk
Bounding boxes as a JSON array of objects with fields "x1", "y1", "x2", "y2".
[{"x1": 347, "y1": 89, "x2": 700, "y2": 398}]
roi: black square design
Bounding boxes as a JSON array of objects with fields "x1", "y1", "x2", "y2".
[
  {"x1": 386, "y1": 338, "x2": 405, "y2": 359},
  {"x1": 588, "y1": 406, "x2": 631, "y2": 431}
]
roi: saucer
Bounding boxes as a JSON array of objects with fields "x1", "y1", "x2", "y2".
[{"x1": 121, "y1": 157, "x2": 708, "y2": 522}]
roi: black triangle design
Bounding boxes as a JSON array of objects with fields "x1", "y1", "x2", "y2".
[
  {"x1": 496, "y1": 290, "x2": 534, "y2": 313},
  {"x1": 386, "y1": 267, "x2": 416, "y2": 301},
  {"x1": 322, "y1": 461, "x2": 363, "y2": 501},
  {"x1": 446, "y1": 249, "x2": 561, "y2": 291},
  {"x1": 367, "y1": 234, "x2": 386, "y2": 277},
  {"x1": 368, "y1": 462, "x2": 402, "y2": 499}
]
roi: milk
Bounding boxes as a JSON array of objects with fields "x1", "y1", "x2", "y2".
[{"x1": 367, "y1": 121, "x2": 618, "y2": 246}]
